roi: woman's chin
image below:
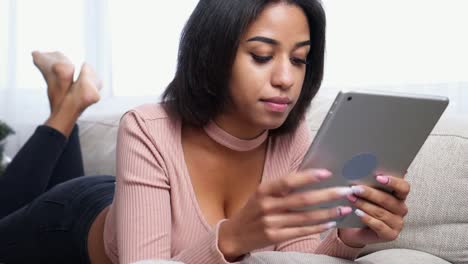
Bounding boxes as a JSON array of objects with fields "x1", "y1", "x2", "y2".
[{"x1": 257, "y1": 116, "x2": 288, "y2": 131}]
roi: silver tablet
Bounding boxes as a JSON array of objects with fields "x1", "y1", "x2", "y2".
[{"x1": 294, "y1": 90, "x2": 449, "y2": 227}]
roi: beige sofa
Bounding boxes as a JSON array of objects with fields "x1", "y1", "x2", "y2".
[{"x1": 78, "y1": 93, "x2": 468, "y2": 264}]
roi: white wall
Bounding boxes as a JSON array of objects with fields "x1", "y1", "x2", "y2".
[
  {"x1": 109, "y1": 1, "x2": 199, "y2": 97},
  {"x1": 322, "y1": 0, "x2": 468, "y2": 87}
]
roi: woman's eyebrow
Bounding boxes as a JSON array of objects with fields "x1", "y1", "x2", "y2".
[
  {"x1": 247, "y1": 36, "x2": 278, "y2": 45},
  {"x1": 246, "y1": 36, "x2": 311, "y2": 48},
  {"x1": 295, "y1": 40, "x2": 311, "y2": 48}
]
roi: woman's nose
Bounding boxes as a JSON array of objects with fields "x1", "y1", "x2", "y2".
[{"x1": 271, "y1": 57, "x2": 294, "y2": 90}]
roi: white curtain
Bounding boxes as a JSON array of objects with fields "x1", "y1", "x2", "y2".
[
  {"x1": 0, "y1": 0, "x2": 467, "y2": 155},
  {"x1": 0, "y1": 0, "x2": 199, "y2": 115}
]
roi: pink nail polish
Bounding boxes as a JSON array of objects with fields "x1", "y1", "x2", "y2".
[
  {"x1": 376, "y1": 175, "x2": 390, "y2": 185},
  {"x1": 346, "y1": 194, "x2": 358, "y2": 203},
  {"x1": 337, "y1": 206, "x2": 353, "y2": 216}
]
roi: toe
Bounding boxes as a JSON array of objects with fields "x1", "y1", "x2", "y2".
[{"x1": 31, "y1": 51, "x2": 42, "y2": 66}]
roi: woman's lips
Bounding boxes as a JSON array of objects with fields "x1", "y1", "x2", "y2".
[{"x1": 260, "y1": 97, "x2": 291, "y2": 113}]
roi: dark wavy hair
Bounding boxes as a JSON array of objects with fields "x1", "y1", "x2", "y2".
[{"x1": 162, "y1": 0, "x2": 326, "y2": 135}]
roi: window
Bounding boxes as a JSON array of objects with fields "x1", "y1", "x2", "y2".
[
  {"x1": 15, "y1": 0, "x2": 85, "y2": 90},
  {"x1": 0, "y1": 0, "x2": 9, "y2": 90},
  {"x1": 322, "y1": 0, "x2": 468, "y2": 87},
  {"x1": 109, "y1": 1, "x2": 199, "y2": 97}
]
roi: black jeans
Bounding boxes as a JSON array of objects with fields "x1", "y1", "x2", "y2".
[{"x1": 0, "y1": 125, "x2": 115, "y2": 264}]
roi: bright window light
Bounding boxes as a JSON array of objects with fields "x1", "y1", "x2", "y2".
[
  {"x1": 109, "y1": 1, "x2": 199, "y2": 97},
  {"x1": 16, "y1": 0, "x2": 85, "y2": 90},
  {"x1": 0, "y1": 0, "x2": 8, "y2": 90},
  {"x1": 322, "y1": 0, "x2": 468, "y2": 87}
]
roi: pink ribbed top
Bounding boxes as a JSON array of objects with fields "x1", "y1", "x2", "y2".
[{"x1": 103, "y1": 103, "x2": 362, "y2": 264}]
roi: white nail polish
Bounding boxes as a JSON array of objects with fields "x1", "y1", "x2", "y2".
[
  {"x1": 355, "y1": 209, "x2": 366, "y2": 217},
  {"x1": 351, "y1": 186, "x2": 365, "y2": 195},
  {"x1": 316, "y1": 169, "x2": 332, "y2": 179},
  {"x1": 325, "y1": 221, "x2": 337, "y2": 229},
  {"x1": 336, "y1": 187, "x2": 353, "y2": 196}
]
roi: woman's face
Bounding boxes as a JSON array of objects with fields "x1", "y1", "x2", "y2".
[{"x1": 220, "y1": 2, "x2": 310, "y2": 137}]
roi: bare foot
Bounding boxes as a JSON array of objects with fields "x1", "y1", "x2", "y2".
[
  {"x1": 65, "y1": 63, "x2": 102, "y2": 113},
  {"x1": 32, "y1": 51, "x2": 75, "y2": 112},
  {"x1": 45, "y1": 63, "x2": 102, "y2": 137}
]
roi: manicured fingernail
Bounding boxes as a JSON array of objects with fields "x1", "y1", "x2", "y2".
[
  {"x1": 355, "y1": 209, "x2": 366, "y2": 217},
  {"x1": 376, "y1": 175, "x2": 390, "y2": 185},
  {"x1": 325, "y1": 221, "x2": 337, "y2": 229},
  {"x1": 336, "y1": 187, "x2": 353, "y2": 196},
  {"x1": 346, "y1": 194, "x2": 358, "y2": 203},
  {"x1": 337, "y1": 206, "x2": 353, "y2": 216},
  {"x1": 351, "y1": 186, "x2": 365, "y2": 195},
  {"x1": 316, "y1": 169, "x2": 332, "y2": 179}
]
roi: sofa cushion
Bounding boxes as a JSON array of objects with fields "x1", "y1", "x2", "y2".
[
  {"x1": 78, "y1": 115, "x2": 120, "y2": 176},
  {"x1": 356, "y1": 249, "x2": 451, "y2": 264},
  {"x1": 360, "y1": 130, "x2": 468, "y2": 264},
  {"x1": 239, "y1": 249, "x2": 451, "y2": 264},
  {"x1": 241, "y1": 251, "x2": 354, "y2": 264}
]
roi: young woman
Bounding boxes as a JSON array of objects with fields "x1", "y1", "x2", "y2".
[{"x1": 0, "y1": 1, "x2": 410, "y2": 263}]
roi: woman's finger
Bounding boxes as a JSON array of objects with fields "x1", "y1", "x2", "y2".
[
  {"x1": 349, "y1": 185, "x2": 408, "y2": 216},
  {"x1": 376, "y1": 175, "x2": 411, "y2": 201},
  {"x1": 354, "y1": 209, "x2": 400, "y2": 241},
  {"x1": 264, "y1": 222, "x2": 338, "y2": 243},
  {"x1": 262, "y1": 206, "x2": 353, "y2": 228},
  {"x1": 268, "y1": 186, "x2": 354, "y2": 212},
  {"x1": 348, "y1": 196, "x2": 404, "y2": 230},
  {"x1": 257, "y1": 169, "x2": 332, "y2": 197}
]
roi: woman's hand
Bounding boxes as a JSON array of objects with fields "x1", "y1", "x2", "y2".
[
  {"x1": 218, "y1": 169, "x2": 356, "y2": 261},
  {"x1": 338, "y1": 175, "x2": 411, "y2": 248}
]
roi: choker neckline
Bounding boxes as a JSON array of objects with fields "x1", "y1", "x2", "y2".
[{"x1": 203, "y1": 121, "x2": 268, "y2": 152}]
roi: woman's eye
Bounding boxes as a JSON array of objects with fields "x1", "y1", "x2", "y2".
[
  {"x1": 251, "y1": 53, "x2": 272, "y2": 63},
  {"x1": 290, "y1": 57, "x2": 308, "y2": 66}
]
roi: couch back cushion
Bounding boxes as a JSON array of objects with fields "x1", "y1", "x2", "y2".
[
  {"x1": 78, "y1": 115, "x2": 120, "y2": 176},
  {"x1": 307, "y1": 97, "x2": 468, "y2": 264}
]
